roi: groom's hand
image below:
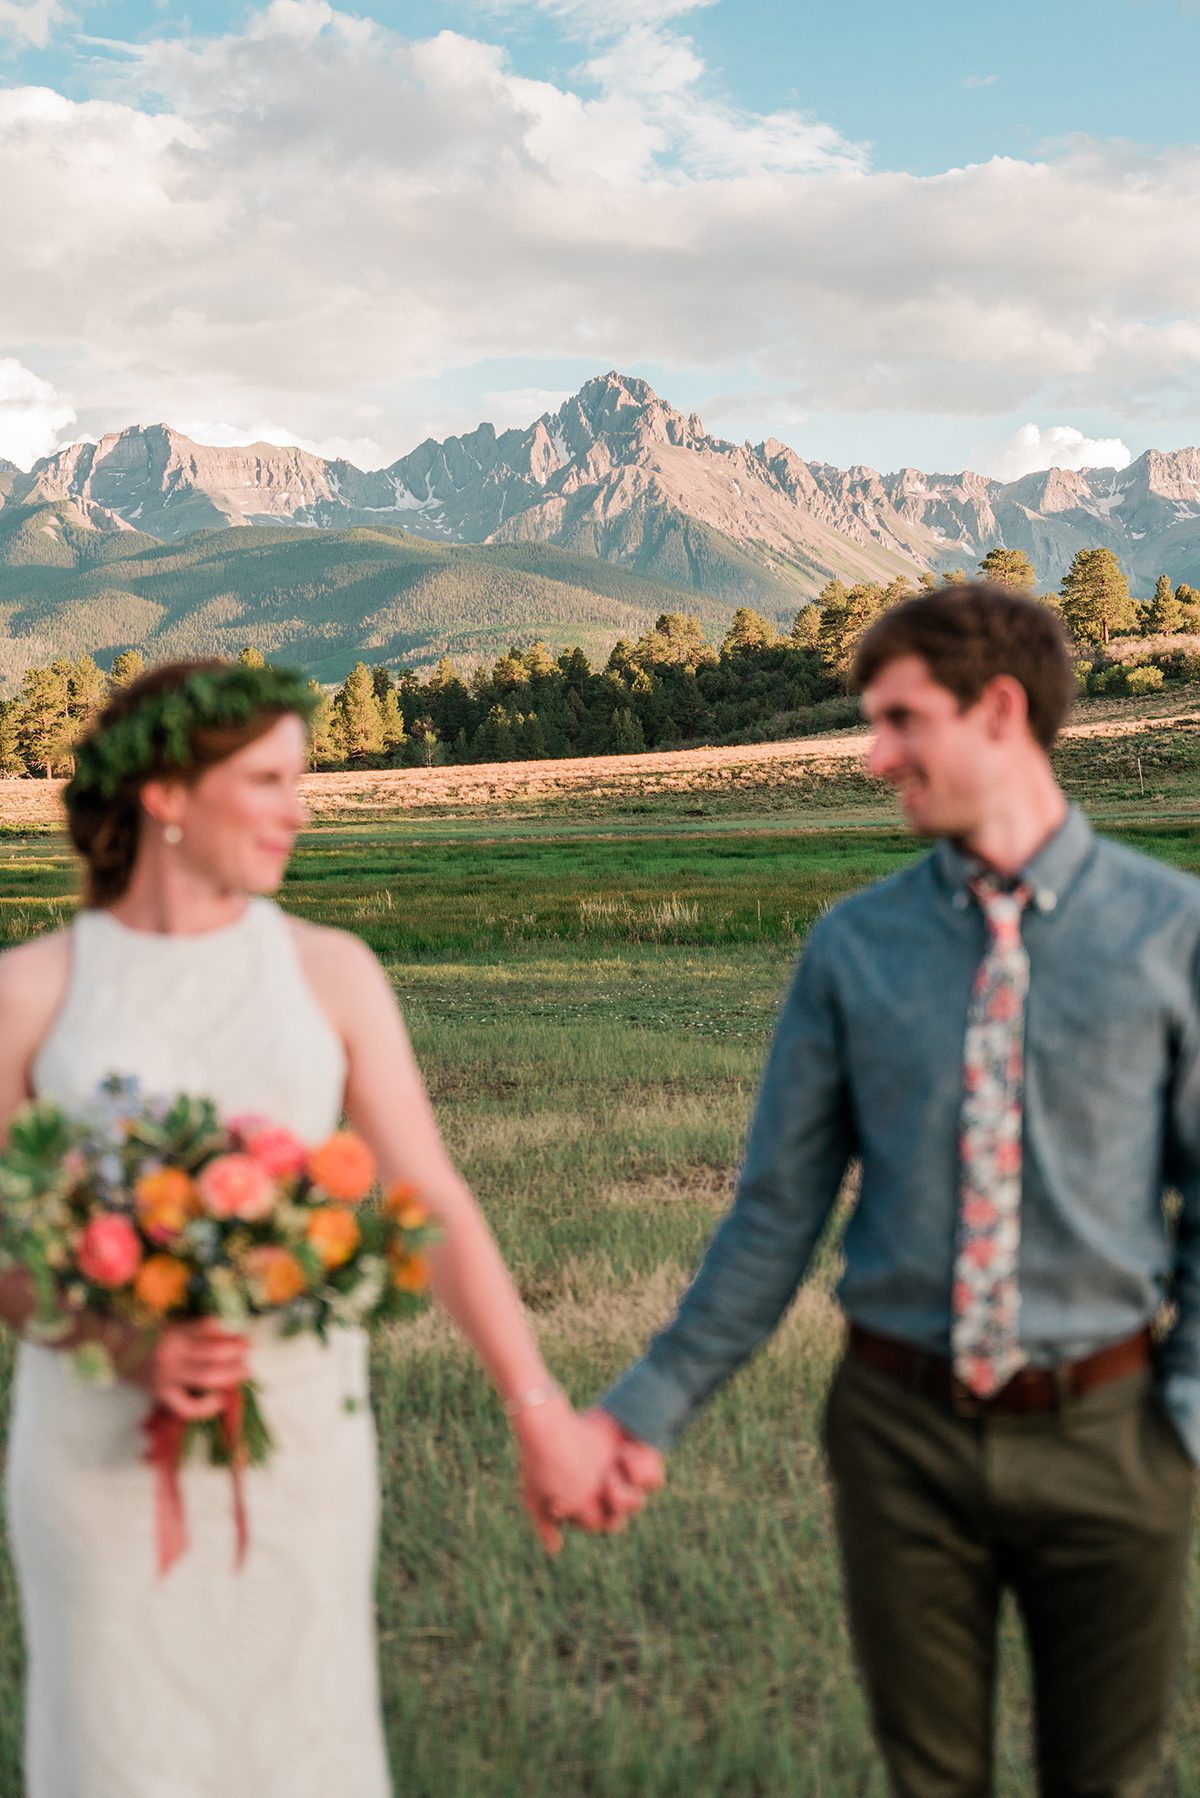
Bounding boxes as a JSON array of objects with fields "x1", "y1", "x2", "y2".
[
  {"x1": 514, "y1": 1400, "x2": 662, "y2": 1552},
  {"x1": 516, "y1": 1395, "x2": 634, "y2": 1554},
  {"x1": 581, "y1": 1407, "x2": 665, "y2": 1518}
]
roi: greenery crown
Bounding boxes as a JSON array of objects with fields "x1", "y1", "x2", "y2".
[{"x1": 65, "y1": 663, "x2": 318, "y2": 807}]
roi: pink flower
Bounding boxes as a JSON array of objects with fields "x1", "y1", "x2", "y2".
[
  {"x1": 78, "y1": 1215, "x2": 143, "y2": 1288},
  {"x1": 962, "y1": 1195, "x2": 999, "y2": 1229},
  {"x1": 243, "y1": 1125, "x2": 308, "y2": 1180},
  {"x1": 196, "y1": 1153, "x2": 276, "y2": 1221},
  {"x1": 994, "y1": 1140, "x2": 1021, "y2": 1176},
  {"x1": 963, "y1": 1357, "x2": 998, "y2": 1396}
]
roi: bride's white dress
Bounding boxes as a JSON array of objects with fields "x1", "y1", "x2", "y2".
[{"x1": 5, "y1": 899, "x2": 392, "y2": 1798}]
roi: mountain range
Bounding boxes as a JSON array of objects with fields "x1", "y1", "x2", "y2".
[{"x1": 1, "y1": 371, "x2": 1198, "y2": 684}]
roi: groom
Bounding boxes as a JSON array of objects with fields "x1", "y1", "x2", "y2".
[{"x1": 579, "y1": 584, "x2": 1200, "y2": 1796}]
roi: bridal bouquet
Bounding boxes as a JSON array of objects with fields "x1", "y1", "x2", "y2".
[{"x1": 0, "y1": 1075, "x2": 435, "y2": 1570}]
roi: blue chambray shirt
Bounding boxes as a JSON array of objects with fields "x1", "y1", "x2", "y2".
[{"x1": 603, "y1": 807, "x2": 1200, "y2": 1461}]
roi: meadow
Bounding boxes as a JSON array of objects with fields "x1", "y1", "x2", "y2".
[{"x1": 0, "y1": 722, "x2": 1198, "y2": 1794}]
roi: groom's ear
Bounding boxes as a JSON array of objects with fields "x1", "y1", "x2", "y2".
[{"x1": 976, "y1": 674, "x2": 1032, "y2": 745}]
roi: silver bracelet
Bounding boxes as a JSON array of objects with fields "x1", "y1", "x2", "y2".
[{"x1": 502, "y1": 1381, "x2": 562, "y2": 1419}]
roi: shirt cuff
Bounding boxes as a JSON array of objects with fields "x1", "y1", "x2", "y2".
[
  {"x1": 1158, "y1": 1371, "x2": 1200, "y2": 1466},
  {"x1": 600, "y1": 1354, "x2": 696, "y2": 1452}
]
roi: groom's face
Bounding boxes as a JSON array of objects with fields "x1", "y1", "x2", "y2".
[{"x1": 862, "y1": 654, "x2": 999, "y2": 838}]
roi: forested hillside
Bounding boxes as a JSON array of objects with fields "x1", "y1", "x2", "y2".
[
  {"x1": 6, "y1": 549, "x2": 1199, "y2": 778},
  {"x1": 0, "y1": 514, "x2": 758, "y2": 691}
]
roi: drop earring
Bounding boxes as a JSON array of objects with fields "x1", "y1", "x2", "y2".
[{"x1": 163, "y1": 824, "x2": 183, "y2": 846}]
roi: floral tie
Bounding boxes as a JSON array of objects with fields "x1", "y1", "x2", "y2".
[{"x1": 952, "y1": 875, "x2": 1033, "y2": 1398}]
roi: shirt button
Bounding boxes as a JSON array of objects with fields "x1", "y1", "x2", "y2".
[
  {"x1": 1037, "y1": 890, "x2": 1057, "y2": 912},
  {"x1": 952, "y1": 891, "x2": 969, "y2": 911}
]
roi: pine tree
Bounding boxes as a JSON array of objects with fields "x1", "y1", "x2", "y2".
[
  {"x1": 1147, "y1": 573, "x2": 1184, "y2": 635},
  {"x1": 378, "y1": 685, "x2": 406, "y2": 755},
  {"x1": 978, "y1": 548, "x2": 1037, "y2": 590},
  {"x1": 473, "y1": 705, "x2": 516, "y2": 762},
  {"x1": 818, "y1": 584, "x2": 884, "y2": 690},
  {"x1": 522, "y1": 642, "x2": 558, "y2": 680},
  {"x1": 334, "y1": 662, "x2": 384, "y2": 759},
  {"x1": 110, "y1": 649, "x2": 146, "y2": 687},
  {"x1": 1175, "y1": 583, "x2": 1200, "y2": 631},
  {"x1": 16, "y1": 661, "x2": 72, "y2": 778},
  {"x1": 67, "y1": 655, "x2": 108, "y2": 729},
  {"x1": 790, "y1": 606, "x2": 821, "y2": 648},
  {"x1": 1059, "y1": 549, "x2": 1136, "y2": 646},
  {"x1": 611, "y1": 707, "x2": 647, "y2": 753},
  {"x1": 237, "y1": 646, "x2": 266, "y2": 669},
  {"x1": 722, "y1": 608, "x2": 778, "y2": 655},
  {"x1": 516, "y1": 711, "x2": 549, "y2": 759},
  {"x1": 0, "y1": 700, "x2": 25, "y2": 775},
  {"x1": 307, "y1": 682, "x2": 338, "y2": 768},
  {"x1": 633, "y1": 613, "x2": 713, "y2": 672},
  {"x1": 881, "y1": 576, "x2": 917, "y2": 609}
]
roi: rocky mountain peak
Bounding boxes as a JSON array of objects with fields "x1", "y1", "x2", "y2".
[
  {"x1": 6, "y1": 372, "x2": 1200, "y2": 594},
  {"x1": 1125, "y1": 446, "x2": 1200, "y2": 501}
]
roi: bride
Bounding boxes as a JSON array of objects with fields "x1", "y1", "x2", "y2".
[{"x1": 0, "y1": 659, "x2": 634, "y2": 1798}]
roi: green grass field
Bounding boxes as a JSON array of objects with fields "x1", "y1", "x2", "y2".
[{"x1": 0, "y1": 750, "x2": 1199, "y2": 1793}]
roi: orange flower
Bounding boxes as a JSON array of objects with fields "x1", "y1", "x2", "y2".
[
  {"x1": 383, "y1": 1183, "x2": 429, "y2": 1231},
  {"x1": 245, "y1": 1245, "x2": 308, "y2": 1306},
  {"x1": 306, "y1": 1206, "x2": 361, "y2": 1269},
  {"x1": 133, "y1": 1254, "x2": 190, "y2": 1314},
  {"x1": 389, "y1": 1247, "x2": 430, "y2": 1293},
  {"x1": 307, "y1": 1132, "x2": 375, "y2": 1203},
  {"x1": 134, "y1": 1168, "x2": 198, "y2": 1244}
]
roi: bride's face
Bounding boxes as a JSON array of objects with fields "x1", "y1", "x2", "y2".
[{"x1": 152, "y1": 713, "x2": 310, "y2": 895}]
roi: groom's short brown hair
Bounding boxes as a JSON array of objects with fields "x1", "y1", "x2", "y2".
[{"x1": 851, "y1": 582, "x2": 1075, "y2": 750}]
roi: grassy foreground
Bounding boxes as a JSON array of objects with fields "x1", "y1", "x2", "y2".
[{"x1": 0, "y1": 785, "x2": 1198, "y2": 1791}]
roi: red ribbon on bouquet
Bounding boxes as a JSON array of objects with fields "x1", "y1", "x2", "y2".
[{"x1": 141, "y1": 1388, "x2": 250, "y2": 1576}]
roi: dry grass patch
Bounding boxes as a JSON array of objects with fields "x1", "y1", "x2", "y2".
[{"x1": 596, "y1": 1170, "x2": 733, "y2": 1209}]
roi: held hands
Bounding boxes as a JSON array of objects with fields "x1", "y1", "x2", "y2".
[{"x1": 515, "y1": 1396, "x2": 665, "y2": 1554}]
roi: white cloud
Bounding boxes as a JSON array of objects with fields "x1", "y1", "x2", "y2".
[
  {"x1": 0, "y1": 0, "x2": 66, "y2": 48},
  {"x1": 169, "y1": 418, "x2": 386, "y2": 466},
  {"x1": 3, "y1": 6, "x2": 1199, "y2": 461},
  {"x1": 961, "y1": 73, "x2": 998, "y2": 90},
  {"x1": 481, "y1": 387, "x2": 574, "y2": 427},
  {"x1": 480, "y1": 0, "x2": 717, "y2": 34},
  {"x1": 0, "y1": 360, "x2": 77, "y2": 468},
  {"x1": 987, "y1": 423, "x2": 1133, "y2": 482}
]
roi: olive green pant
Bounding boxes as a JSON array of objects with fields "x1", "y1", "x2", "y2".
[{"x1": 823, "y1": 1355, "x2": 1195, "y2": 1798}]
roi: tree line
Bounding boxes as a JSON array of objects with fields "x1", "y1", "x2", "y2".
[{"x1": 1, "y1": 546, "x2": 1196, "y2": 778}]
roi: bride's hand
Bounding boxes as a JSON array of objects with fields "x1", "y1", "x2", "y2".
[
  {"x1": 124, "y1": 1317, "x2": 251, "y2": 1420},
  {"x1": 515, "y1": 1396, "x2": 648, "y2": 1554}
]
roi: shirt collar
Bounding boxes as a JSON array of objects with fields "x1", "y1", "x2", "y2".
[{"x1": 935, "y1": 804, "x2": 1094, "y2": 916}]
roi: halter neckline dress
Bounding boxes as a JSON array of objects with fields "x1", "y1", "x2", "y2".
[{"x1": 6, "y1": 898, "x2": 392, "y2": 1798}]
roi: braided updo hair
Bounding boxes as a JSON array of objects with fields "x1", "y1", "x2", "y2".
[{"x1": 65, "y1": 659, "x2": 316, "y2": 908}]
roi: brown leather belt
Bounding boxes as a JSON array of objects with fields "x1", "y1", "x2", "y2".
[{"x1": 846, "y1": 1322, "x2": 1153, "y2": 1417}]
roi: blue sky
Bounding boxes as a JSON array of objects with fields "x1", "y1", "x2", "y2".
[{"x1": 1, "y1": 0, "x2": 1198, "y2": 477}]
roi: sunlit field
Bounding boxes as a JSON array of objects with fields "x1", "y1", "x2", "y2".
[{"x1": 0, "y1": 728, "x2": 1198, "y2": 1794}]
